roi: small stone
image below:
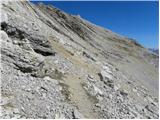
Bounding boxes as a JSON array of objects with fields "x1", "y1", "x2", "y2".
[
  {"x1": 132, "y1": 88, "x2": 137, "y2": 92},
  {"x1": 95, "y1": 103, "x2": 101, "y2": 108},
  {"x1": 88, "y1": 74, "x2": 94, "y2": 79},
  {"x1": 109, "y1": 94, "x2": 113, "y2": 99},
  {"x1": 73, "y1": 109, "x2": 84, "y2": 119},
  {"x1": 120, "y1": 90, "x2": 128, "y2": 97},
  {"x1": 55, "y1": 112, "x2": 65, "y2": 119},
  {"x1": 93, "y1": 85, "x2": 103, "y2": 96},
  {"x1": 97, "y1": 95, "x2": 103, "y2": 101},
  {"x1": 114, "y1": 84, "x2": 119, "y2": 91},
  {"x1": 87, "y1": 75, "x2": 96, "y2": 82}
]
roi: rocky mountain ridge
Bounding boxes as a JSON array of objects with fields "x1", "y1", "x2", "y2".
[
  {"x1": 149, "y1": 48, "x2": 159, "y2": 55},
  {"x1": 0, "y1": 1, "x2": 159, "y2": 119}
]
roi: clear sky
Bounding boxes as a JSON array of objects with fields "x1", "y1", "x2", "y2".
[{"x1": 31, "y1": 1, "x2": 159, "y2": 49}]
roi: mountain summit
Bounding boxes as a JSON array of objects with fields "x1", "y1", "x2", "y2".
[{"x1": 1, "y1": 1, "x2": 159, "y2": 119}]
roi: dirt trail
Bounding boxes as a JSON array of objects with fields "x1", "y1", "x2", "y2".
[
  {"x1": 64, "y1": 74, "x2": 97, "y2": 118},
  {"x1": 48, "y1": 37, "x2": 99, "y2": 118}
]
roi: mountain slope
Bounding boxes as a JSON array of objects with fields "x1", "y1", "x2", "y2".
[{"x1": 1, "y1": 1, "x2": 159, "y2": 119}]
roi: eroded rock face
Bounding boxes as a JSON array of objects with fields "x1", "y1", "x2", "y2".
[{"x1": 1, "y1": 1, "x2": 159, "y2": 119}]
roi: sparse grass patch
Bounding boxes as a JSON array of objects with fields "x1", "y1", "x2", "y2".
[{"x1": 2, "y1": 102, "x2": 15, "y2": 109}]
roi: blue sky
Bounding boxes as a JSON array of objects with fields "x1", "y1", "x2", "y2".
[{"x1": 31, "y1": 1, "x2": 159, "y2": 49}]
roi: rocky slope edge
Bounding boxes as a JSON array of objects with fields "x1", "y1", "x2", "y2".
[{"x1": 0, "y1": 1, "x2": 159, "y2": 119}]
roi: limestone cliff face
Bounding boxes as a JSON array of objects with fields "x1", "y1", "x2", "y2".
[{"x1": 1, "y1": 1, "x2": 159, "y2": 119}]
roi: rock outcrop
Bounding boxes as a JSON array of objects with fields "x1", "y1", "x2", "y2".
[{"x1": 0, "y1": 1, "x2": 159, "y2": 119}]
